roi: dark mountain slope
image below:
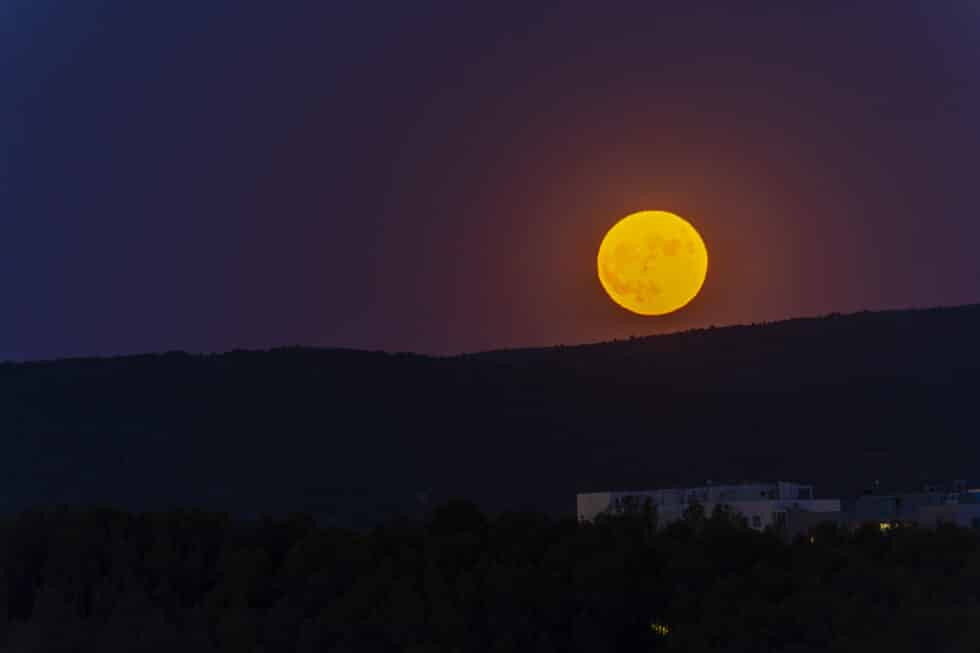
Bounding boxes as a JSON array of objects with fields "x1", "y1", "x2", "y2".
[{"x1": 2, "y1": 304, "x2": 979, "y2": 525}]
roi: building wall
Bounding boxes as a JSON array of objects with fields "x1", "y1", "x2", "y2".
[
  {"x1": 917, "y1": 504, "x2": 980, "y2": 529},
  {"x1": 853, "y1": 491, "x2": 980, "y2": 528},
  {"x1": 576, "y1": 492, "x2": 613, "y2": 522},
  {"x1": 576, "y1": 486, "x2": 840, "y2": 531},
  {"x1": 580, "y1": 484, "x2": 980, "y2": 534}
]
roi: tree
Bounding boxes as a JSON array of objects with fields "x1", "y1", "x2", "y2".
[
  {"x1": 682, "y1": 501, "x2": 706, "y2": 531},
  {"x1": 427, "y1": 500, "x2": 487, "y2": 538}
]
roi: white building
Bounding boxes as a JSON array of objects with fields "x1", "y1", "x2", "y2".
[
  {"x1": 853, "y1": 482, "x2": 980, "y2": 530},
  {"x1": 577, "y1": 481, "x2": 841, "y2": 531}
]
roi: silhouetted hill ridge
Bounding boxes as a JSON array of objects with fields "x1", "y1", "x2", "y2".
[{"x1": 2, "y1": 304, "x2": 979, "y2": 525}]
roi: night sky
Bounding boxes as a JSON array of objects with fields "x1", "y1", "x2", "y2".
[{"x1": 3, "y1": 1, "x2": 979, "y2": 361}]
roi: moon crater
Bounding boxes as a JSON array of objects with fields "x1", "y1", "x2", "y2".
[{"x1": 597, "y1": 210, "x2": 708, "y2": 316}]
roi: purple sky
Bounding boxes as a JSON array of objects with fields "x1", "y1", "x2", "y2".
[{"x1": 3, "y1": 1, "x2": 980, "y2": 360}]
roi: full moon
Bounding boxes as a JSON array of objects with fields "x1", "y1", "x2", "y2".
[{"x1": 597, "y1": 210, "x2": 708, "y2": 316}]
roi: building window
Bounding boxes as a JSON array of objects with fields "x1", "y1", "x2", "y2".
[{"x1": 752, "y1": 515, "x2": 762, "y2": 528}]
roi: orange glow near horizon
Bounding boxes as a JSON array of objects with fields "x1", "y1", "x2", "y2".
[{"x1": 597, "y1": 210, "x2": 708, "y2": 316}]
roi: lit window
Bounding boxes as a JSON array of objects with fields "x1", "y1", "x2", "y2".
[
  {"x1": 650, "y1": 623, "x2": 670, "y2": 637},
  {"x1": 879, "y1": 521, "x2": 892, "y2": 532}
]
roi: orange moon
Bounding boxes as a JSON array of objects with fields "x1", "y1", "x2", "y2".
[{"x1": 597, "y1": 210, "x2": 708, "y2": 316}]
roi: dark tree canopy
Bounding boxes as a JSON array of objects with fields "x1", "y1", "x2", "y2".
[{"x1": 0, "y1": 504, "x2": 978, "y2": 652}]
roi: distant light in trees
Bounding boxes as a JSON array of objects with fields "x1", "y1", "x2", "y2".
[{"x1": 650, "y1": 623, "x2": 671, "y2": 637}]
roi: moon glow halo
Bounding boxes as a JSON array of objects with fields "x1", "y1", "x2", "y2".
[{"x1": 597, "y1": 210, "x2": 708, "y2": 316}]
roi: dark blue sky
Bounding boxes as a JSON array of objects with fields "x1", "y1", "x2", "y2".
[{"x1": 3, "y1": 1, "x2": 980, "y2": 360}]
